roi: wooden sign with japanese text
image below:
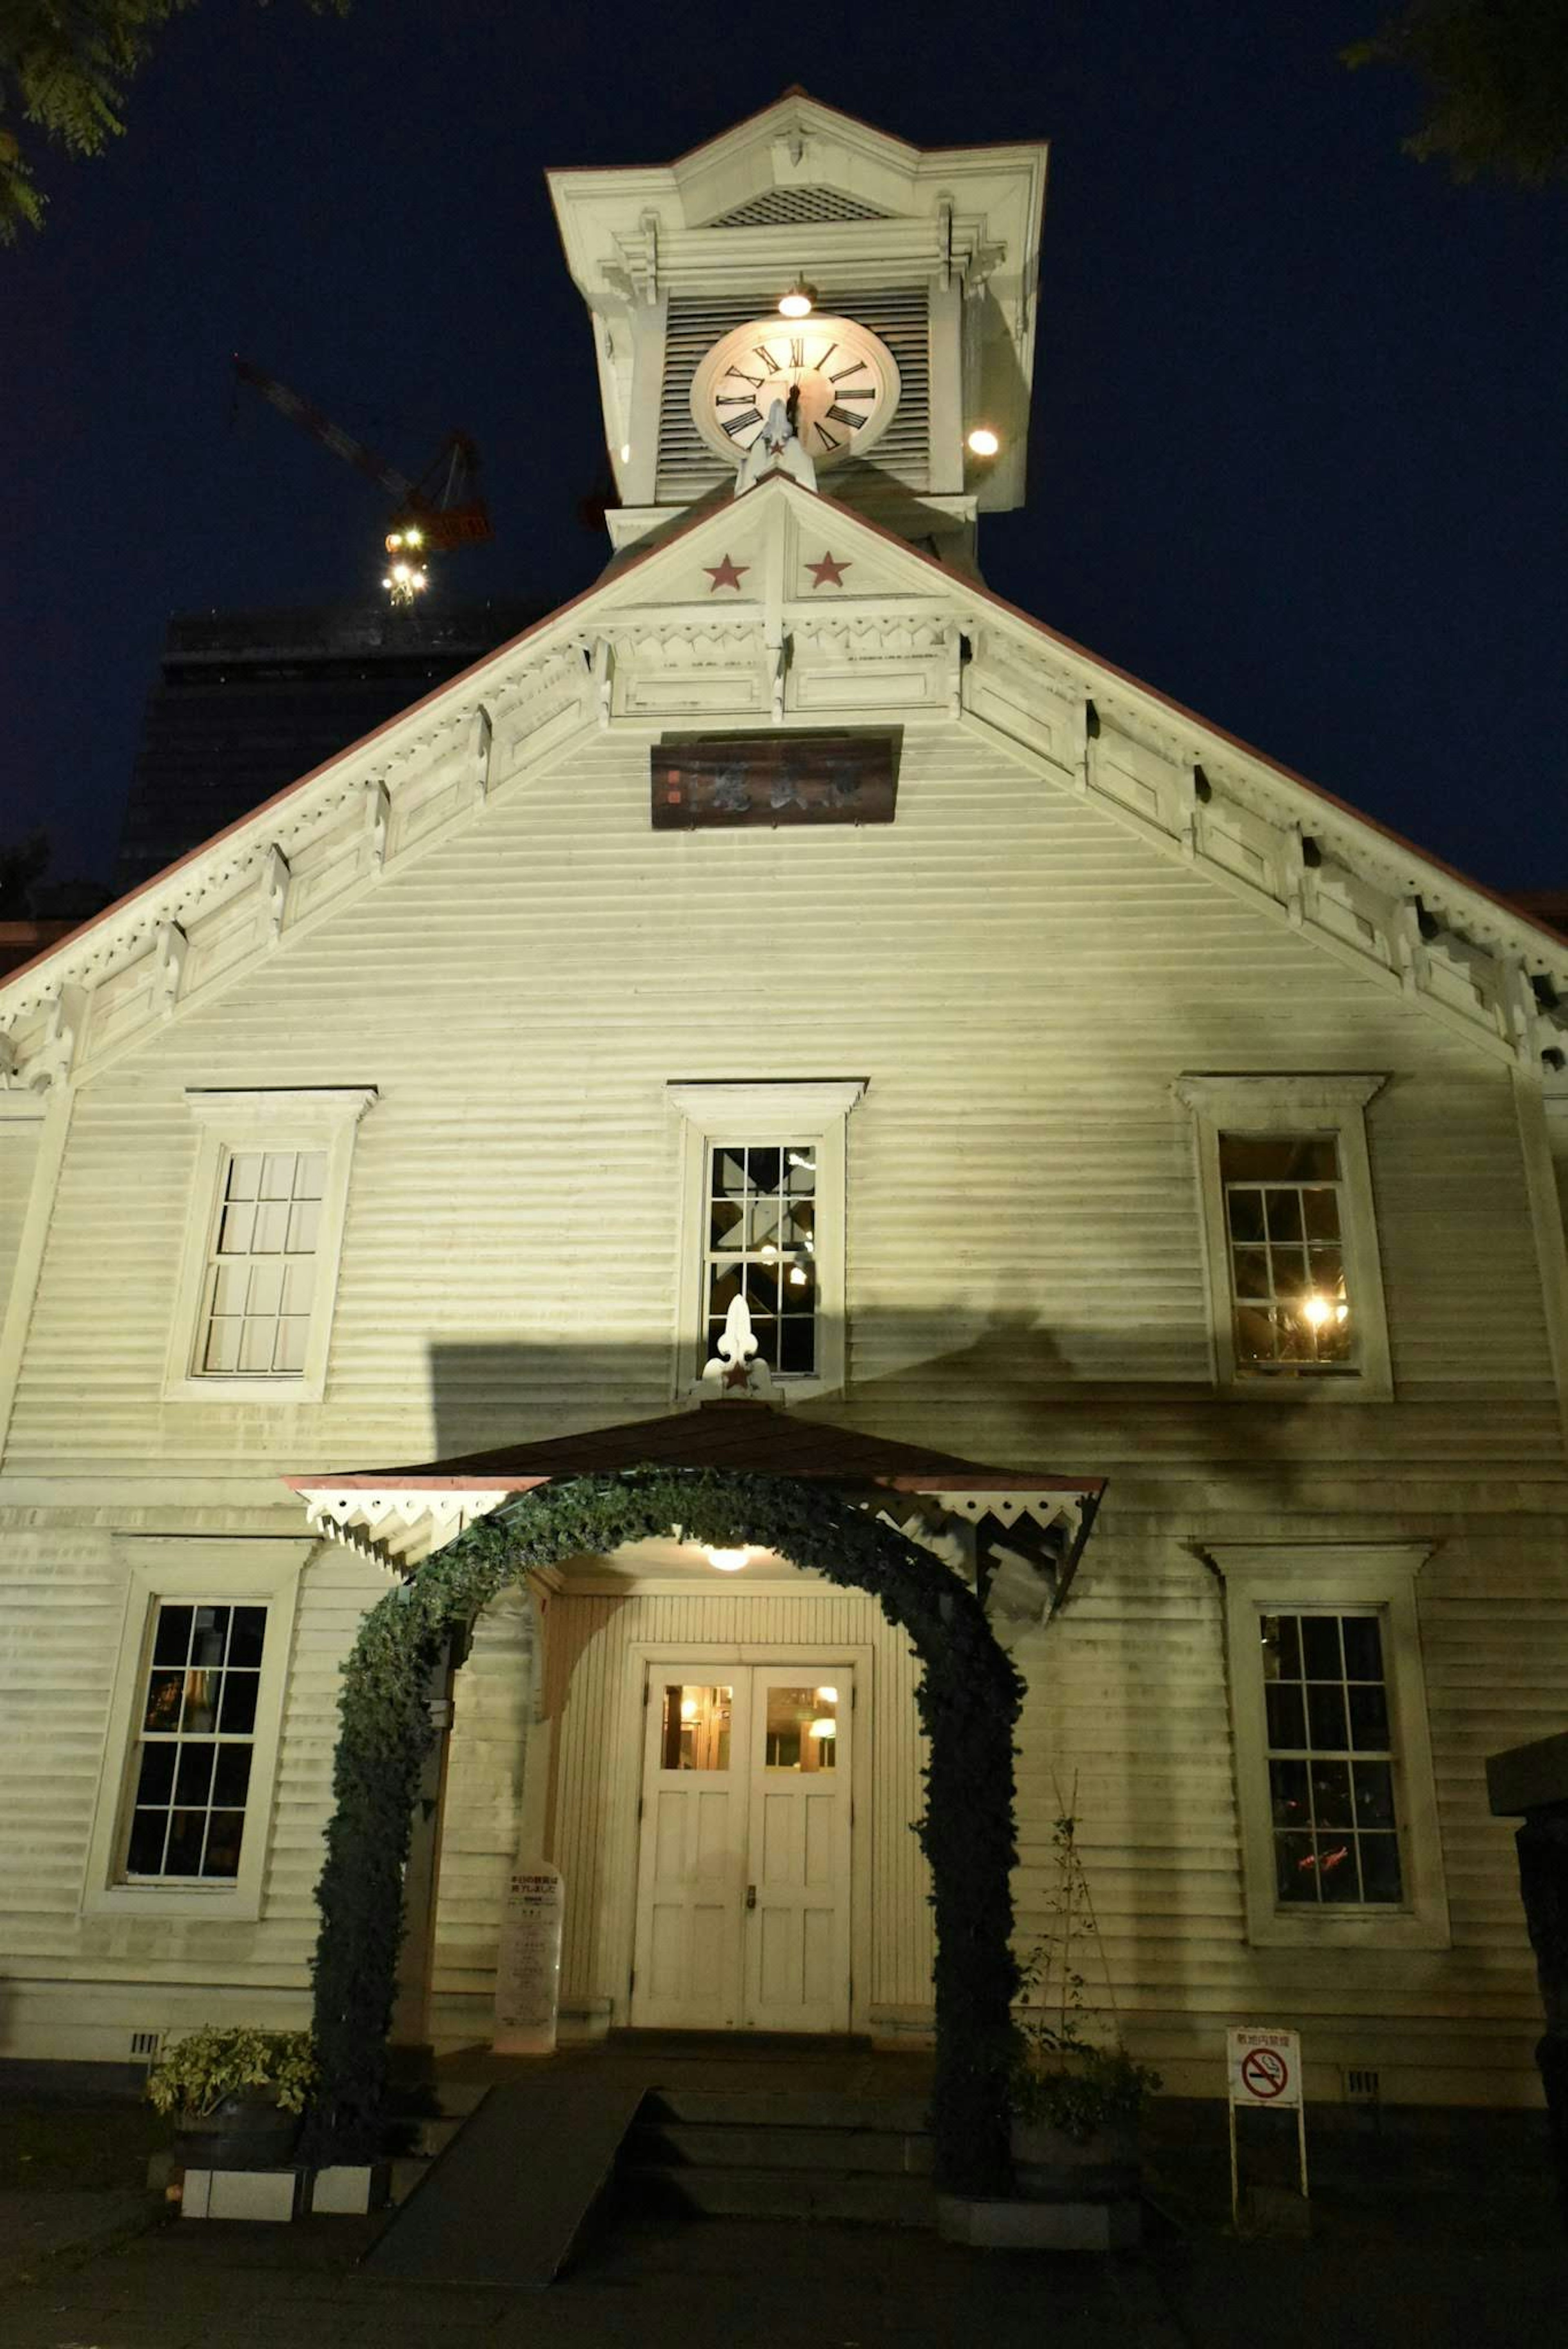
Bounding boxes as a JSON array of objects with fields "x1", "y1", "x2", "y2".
[{"x1": 650, "y1": 731, "x2": 899, "y2": 830}]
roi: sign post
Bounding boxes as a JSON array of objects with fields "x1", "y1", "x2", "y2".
[
  {"x1": 492, "y1": 1862, "x2": 564, "y2": 2056},
  {"x1": 1226, "y1": 2026, "x2": 1308, "y2": 2229}
]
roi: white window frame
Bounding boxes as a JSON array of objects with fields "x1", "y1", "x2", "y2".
[
  {"x1": 82, "y1": 1537, "x2": 311, "y2": 1920},
  {"x1": 1176, "y1": 1073, "x2": 1392, "y2": 1400},
  {"x1": 1207, "y1": 1541, "x2": 1450, "y2": 1951},
  {"x1": 667, "y1": 1080, "x2": 865, "y2": 1401},
  {"x1": 163, "y1": 1087, "x2": 376, "y2": 1402}
]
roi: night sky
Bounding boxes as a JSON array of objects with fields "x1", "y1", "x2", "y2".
[{"x1": 6, "y1": 3, "x2": 1565, "y2": 897}]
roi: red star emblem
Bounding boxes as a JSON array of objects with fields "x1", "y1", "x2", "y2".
[
  {"x1": 805, "y1": 551, "x2": 851, "y2": 588},
  {"x1": 705, "y1": 554, "x2": 749, "y2": 592}
]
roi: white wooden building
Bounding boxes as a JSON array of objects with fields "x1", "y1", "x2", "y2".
[{"x1": 2, "y1": 91, "x2": 1565, "y2": 2109}]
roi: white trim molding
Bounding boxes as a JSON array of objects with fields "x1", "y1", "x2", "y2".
[
  {"x1": 1203, "y1": 1540, "x2": 1450, "y2": 1953},
  {"x1": 163, "y1": 1087, "x2": 376, "y2": 1403},
  {"x1": 1175, "y1": 1072, "x2": 1392, "y2": 1401},
  {"x1": 81, "y1": 1536, "x2": 312, "y2": 1921},
  {"x1": 667, "y1": 1079, "x2": 866, "y2": 1403}
]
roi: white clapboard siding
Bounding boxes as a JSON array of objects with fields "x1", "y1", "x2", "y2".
[
  {"x1": 0, "y1": 1116, "x2": 43, "y2": 1325},
  {"x1": 0, "y1": 709, "x2": 1563, "y2": 2089}
]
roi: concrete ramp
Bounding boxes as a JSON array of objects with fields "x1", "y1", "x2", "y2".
[{"x1": 365, "y1": 2076, "x2": 647, "y2": 2288}]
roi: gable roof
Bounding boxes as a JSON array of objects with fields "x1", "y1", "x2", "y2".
[{"x1": 5, "y1": 469, "x2": 1568, "y2": 1094}]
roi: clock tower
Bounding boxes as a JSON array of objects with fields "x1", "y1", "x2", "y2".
[{"x1": 548, "y1": 91, "x2": 1047, "y2": 571}]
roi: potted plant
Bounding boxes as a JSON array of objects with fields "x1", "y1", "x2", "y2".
[
  {"x1": 145, "y1": 2026, "x2": 318, "y2": 2173},
  {"x1": 1010, "y1": 1794, "x2": 1160, "y2": 2206}
]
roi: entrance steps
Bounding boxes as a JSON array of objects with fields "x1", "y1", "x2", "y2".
[{"x1": 619, "y1": 2086, "x2": 937, "y2": 2227}]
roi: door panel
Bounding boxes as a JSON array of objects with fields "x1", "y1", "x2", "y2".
[
  {"x1": 742, "y1": 1669, "x2": 853, "y2": 2034},
  {"x1": 630, "y1": 1671, "x2": 748, "y2": 2028}
]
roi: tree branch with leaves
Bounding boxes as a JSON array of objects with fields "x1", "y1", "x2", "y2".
[
  {"x1": 1345, "y1": 0, "x2": 1568, "y2": 188},
  {"x1": 0, "y1": 0, "x2": 347, "y2": 243}
]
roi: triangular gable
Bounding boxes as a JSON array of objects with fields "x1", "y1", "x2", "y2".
[{"x1": 4, "y1": 472, "x2": 1567, "y2": 1093}]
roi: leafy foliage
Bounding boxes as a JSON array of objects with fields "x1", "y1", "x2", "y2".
[
  {"x1": 144, "y1": 2023, "x2": 319, "y2": 2117},
  {"x1": 303, "y1": 1467, "x2": 1026, "y2": 2198},
  {"x1": 1010, "y1": 1797, "x2": 1160, "y2": 2142},
  {"x1": 1344, "y1": 0, "x2": 1568, "y2": 186},
  {"x1": 0, "y1": 0, "x2": 348, "y2": 243}
]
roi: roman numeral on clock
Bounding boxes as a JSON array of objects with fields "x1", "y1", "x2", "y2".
[
  {"x1": 724, "y1": 369, "x2": 764, "y2": 390},
  {"x1": 753, "y1": 345, "x2": 782, "y2": 372},
  {"x1": 716, "y1": 394, "x2": 758, "y2": 408},
  {"x1": 788, "y1": 338, "x2": 804, "y2": 368},
  {"x1": 829, "y1": 363, "x2": 869, "y2": 383},
  {"x1": 722, "y1": 407, "x2": 763, "y2": 437},
  {"x1": 825, "y1": 404, "x2": 865, "y2": 429},
  {"x1": 814, "y1": 422, "x2": 842, "y2": 452}
]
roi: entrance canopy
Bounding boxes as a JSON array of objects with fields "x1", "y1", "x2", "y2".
[{"x1": 285, "y1": 1399, "x2": 1105, "y2": 1637}]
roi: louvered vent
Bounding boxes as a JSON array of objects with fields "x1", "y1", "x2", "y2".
[
  {"x1": 709, "y1": 188, "x2": 890, "y2": 227},
  {"x1": 659, "y1": 289, "x2": 929, "y2": 489}
]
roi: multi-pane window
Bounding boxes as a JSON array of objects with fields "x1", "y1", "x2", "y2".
[
  {"x1": 123, "y1": 1603, "x2": 267, "y2": 1881},
  {"x1": 1220, "y1": 1133, "x2": 1353, "y2": 1373},
  {"x1": 1262, "y1": 1610, "x2": 1403, "y2": 1907},
  {"x1": 704, "y1": 1143, "x2": 817, "y2": 1376},
  {"x1": 198, "y1": 1149, "x2": 325, "y2": 1376}
]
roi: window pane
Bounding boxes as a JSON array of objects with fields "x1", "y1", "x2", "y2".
[
  {"x1": 165, "y1": 1810, "x2": 207, "y2": 1876},
  {"x1": 748, "y1": 1147, "x2": 782, "y2": 1195},
  {"x1": 212, "y1": 1745, "x2": 254, "y2": 1808},
  {"x1": 295, "y1": 1151, "x2": 327, "y2": 1200},
  {"x1": 134, "y1": 1743, "x2": 177, "y2": 1806},
  {"x1": 219, "y1": 1673, "x2": 259, "y2": 1735},
  {"x1": 174, "y1": 1743, "x2": 215, "y2": 1808},
  {"x1": 153, "y1": 1606, "x2": 193, "y2": 1667},
  {"x1": 225, "y1": 1152, "x2": 263, "y2": 1201},
  {"x1": 1316, "y1": 1838, "x2": 1358, "y2": 1901},
  {"x1": 1268, "y1": 1757, "x2": 1309, "y2": 1829},
  {"x1": 126, "y1": 1810, "x2": 169, "y2": 1875},
  {"x1": 659, "y1": 1685, "x2": 732, "y2": 1771},
  {"x1": 1359, "y1": 1834, "x2": 1404, "y2": 1904},
  {"x1": 1341, "y1": 1617, "x2": 1385, "y2": 1681},
  {"x1": 191, "y1": 1607, "x2": 229, "y2": 1667},
  {"x1": 764, "y1": 1683, "x2": 837, "y2": 1771},
  {"x1": 778, "y1": 1319, "x2": 816, "y2": 1375},
  {"x1": 1306, "y1": 1683, "x2": 1348, "y2": 1749},
  {"x1": 1261, "y1": 1615, "x2": 1302, "y2": 1681},
  {"x1": 1353, "y1": 1761, "x2": 1396, "y2": 1828},
  {"x1": 1301, "y1": 1187, "x2": 1341, "y2": 1240},
  {"x1": 1348, "y1": 1684, "x2": 1391, "y2": 1749},
  {"x1": 1264, "y1": 1190, "x2": 1304, "y2": 1245},
  {"x1": 229, "y1": 1608, "x2": 267, "y2": 1669},
  {"x1": 1265, "y1": 1683, "x2": 1306, "y2": 1749},
  {"x1": 143, "y1": 1671, "x2": 184, "y2": 1732},
  {"x1": 1221, "y1": 1134, "x2": 1340, "y2": 1183},
  {"x1": 202, "y1": 1814, "x2": 247, "y2": 1879},
  {"x1": 1275, "y1": 1831, "x2": 1318, "y2": 1902},
  {"x1": 1233, "y1": 1247, "x2": 1270, "y2": 1299},
  {"x1": 1310, "y1": 1760, "x2": 1354, "y2": 1828},
  {"x1": 180, "y1": 1670, "x2": 219, "y2": 1735},
  {"x1": 1226, "y1": 1188, "x2": 1265, "y2": 1243},
  {"x1": 710, "y1": 1198, "x2": 744, "y2": 1250},
  {"x1": 1301, "y1": 1617, "x2": 1342, "y2": 1680}
]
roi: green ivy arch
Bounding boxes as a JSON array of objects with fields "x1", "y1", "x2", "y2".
[{"x1": 305, "y1": 1467, "x2": 1024, "y2": 2197}]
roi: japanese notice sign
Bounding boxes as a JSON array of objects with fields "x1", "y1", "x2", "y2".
[
  {"x1": 492, "y1": 1863, "x2": 564, "y2": 2056},
  {"x1": 1227, "y1": 2026, "x2": 1302, "y2": 2109}
]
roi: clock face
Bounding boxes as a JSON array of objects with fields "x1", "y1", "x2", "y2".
[{"x1": 690, "y1": 316, "x2": 901, "y2": 472}]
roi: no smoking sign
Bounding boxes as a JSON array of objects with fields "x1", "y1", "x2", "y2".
[{"x1": 1228, "y1": 2026, "x2": 1302, "y2": 2110}]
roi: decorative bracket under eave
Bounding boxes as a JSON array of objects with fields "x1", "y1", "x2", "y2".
[{"x1": 864, "y1": 1485, "x2": 1103, "y2": 1646}]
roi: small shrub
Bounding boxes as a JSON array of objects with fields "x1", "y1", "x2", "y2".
[{"x1": 144, "y1": 2026, "x2": 318, "y2": 2119}]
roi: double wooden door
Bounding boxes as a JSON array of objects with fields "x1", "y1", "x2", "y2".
[{"x1": 630, "y1": 1660, "x2": 854, "y2": 2033}]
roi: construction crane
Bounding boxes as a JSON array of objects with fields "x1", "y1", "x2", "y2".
[{"x1": 232, "y1": 356, "x2": 492, "y2": 606}]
